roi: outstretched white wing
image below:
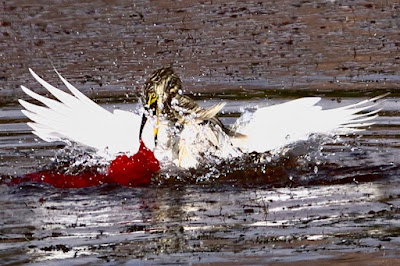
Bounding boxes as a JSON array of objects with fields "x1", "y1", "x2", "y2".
[
  {"x1": 233, "y1": 95, "x2": 386, "y2": 153},
  {"x1": 19, "y1": 69, "x2": 154, "y2": 156}
]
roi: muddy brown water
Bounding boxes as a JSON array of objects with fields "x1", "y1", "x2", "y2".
[{"x1": 1, "y1": 0, "x2": 400, "y2": 264}]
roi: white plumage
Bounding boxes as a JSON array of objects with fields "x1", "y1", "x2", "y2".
[
  {"x1": 19, "y1": 69, "x2": 155, "y2": 157},
  {"x1": 232, "y1": 96, "x2": 381, "y2": 153},
  {"x1": 19, "y1": 69, "x2": 385, "y2": 169}
]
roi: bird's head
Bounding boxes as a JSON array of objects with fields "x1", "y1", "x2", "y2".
[
  {"x1": 143, "y1": 67, "x2": 181, "y2": 113},
  {"x1": 139, "y1": 67, "x2": 182, "y2": 141}
]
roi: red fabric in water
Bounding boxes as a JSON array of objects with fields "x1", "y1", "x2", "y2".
[{"x1": 12, "y1": 141, "x2": 159, "y2": 188}]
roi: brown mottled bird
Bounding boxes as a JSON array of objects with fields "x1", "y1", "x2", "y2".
[
  {"x1": 140, "y1": 67, "x2": 235, "y2": 135},
  {"x1": 139, "y1": 67, "x2": 242, "y2": 168}
]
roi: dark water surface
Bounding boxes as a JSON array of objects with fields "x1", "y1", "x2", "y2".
[{"x1": 1, "y1": 0, "x2": 400, "y2": 264}]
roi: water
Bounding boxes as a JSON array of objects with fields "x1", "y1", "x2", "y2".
[
  {"x1": 1, "y1": 0, "x2": 400, "y2": 264},
  {"x1": 1, "y1": 94, "x2": 400, "y2": 264}
]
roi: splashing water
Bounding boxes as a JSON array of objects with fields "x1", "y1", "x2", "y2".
[{"x1": 3, "y1": 95, "x2": 397, "y2": 189}]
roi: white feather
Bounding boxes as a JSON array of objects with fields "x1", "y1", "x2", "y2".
[
  {"x1": 232, "y1": 96, "x2": 385, "y2": 153},
  {"x1": 20, "y1": 69, "x2": 154, "y2": 157}
]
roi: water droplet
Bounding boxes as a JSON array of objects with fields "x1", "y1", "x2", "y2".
[{"x1": 171, "y1": 98, "x2": 178, "y2": 105}]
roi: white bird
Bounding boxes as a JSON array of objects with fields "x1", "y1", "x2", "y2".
[{"x1": 19, "y1": 68, "x2": 385, "y2": 169}]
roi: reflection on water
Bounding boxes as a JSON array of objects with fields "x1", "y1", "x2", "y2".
[{"x1": 1, "y1": 179, "x2": 400, "y2": 264}]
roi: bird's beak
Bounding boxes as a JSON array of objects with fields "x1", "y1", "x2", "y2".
[
  {"x1": 139, "y1": 93, "x2": 160, "y2": 144},
  {"x1": 139, "y1": 113, "x2": 147, "y2": 140},
  {"x1": 153, "y1": 110, "x2": 160, "y2": 144}
]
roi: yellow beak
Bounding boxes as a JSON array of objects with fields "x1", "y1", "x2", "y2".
[
  {"x1": 154, "y1": 107, "x2": 161, "y2": 141},
  {"x1": 147, "y1": 93, "x2": 160, "y2": 140}
]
